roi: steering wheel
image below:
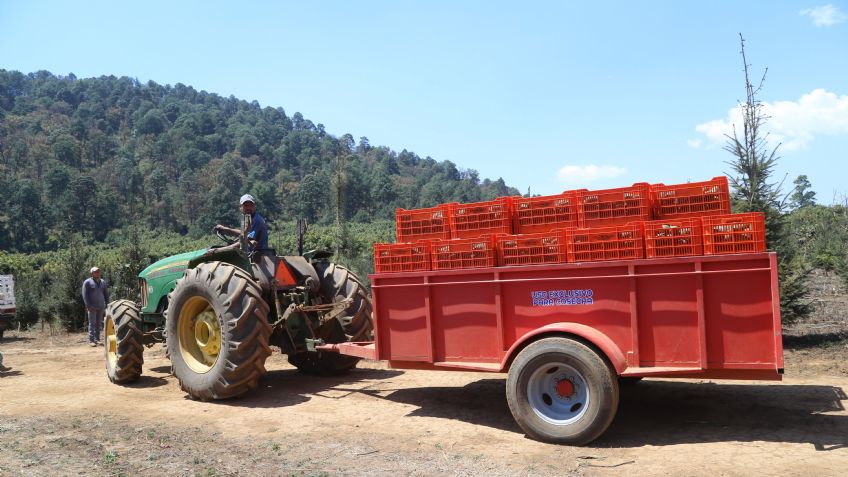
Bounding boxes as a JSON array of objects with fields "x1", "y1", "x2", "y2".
[{"x1": 214, "y1": 227, "x2": 239, "y2": 245}]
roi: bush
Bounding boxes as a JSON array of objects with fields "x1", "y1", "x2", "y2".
[{"x1": 0, "y1": 220, "x2": 396, "y2": 334}]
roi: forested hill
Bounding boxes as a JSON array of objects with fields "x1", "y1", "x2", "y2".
[{"x1": 0, "y1": 70, "x2": 519, "y2": 253}]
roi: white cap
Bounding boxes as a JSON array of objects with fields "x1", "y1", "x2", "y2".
[
  {"x1": 239, "y1": 194, "x2": 256, "y2": 205},
  {"x1": 90, "y1": 266, "x2": 100, "y2": 273}
]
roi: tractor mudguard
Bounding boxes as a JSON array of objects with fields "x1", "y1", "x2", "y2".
[
  {"x1": 303, "y1": 250, "x2": 333, "y2": 261},
  {"x1": 281, "y1": 256, "x2": 320, "y2": 293}
]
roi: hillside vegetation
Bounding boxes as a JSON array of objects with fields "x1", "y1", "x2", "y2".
[
  {"x1": 0, "y1": 70, "x2": 845, "y2": 331},
  {"x1": 0, "y1": 69, "x2": 517, "y2": 253},
  {"x1": 0, "y1": 69, "x2": 517, "y2": 329}
]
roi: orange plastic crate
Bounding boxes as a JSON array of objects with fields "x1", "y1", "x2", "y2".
[
  {"x1": 431, "y1": 236, "x2": 497, "y2": 270},
  {"x1": 578, "y1": 183, "x2": 652, "y2": 228},
  {"x1": 374, "y1": 241, "x2": 432, "y2": 273},
  {"x1": 702, "y1": 213, "x2": 766, "y2": 255},
  {"x1": 644, "y1": 218, "x2": 703, "y2": 258},
  {"x1": 652, "y1": 176, "x2": 731, "y2": 219},
  {"x1": 496, "y1": 230, "x2": 568, "y2": 266},
  {"x1": 449, "y1": 197, "x2": 513, "y2": 239},
  {"x1": 395, "y1": 205, "x2": 451, "y2": 242},
  {"x1": 566, "y1": 223, "x2": 644, "y2": 262},
  {"x1": 513, "y1": 191, "x2": 580, "y2": 234}
]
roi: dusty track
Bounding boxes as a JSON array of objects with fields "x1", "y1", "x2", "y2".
[{"x1": 0, "y1": 330, "x2": 846, "y2": 476}]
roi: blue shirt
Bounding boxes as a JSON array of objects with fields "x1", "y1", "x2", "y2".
[{"x1": 247, "y1": 212, "x2": 269, "y2": 252}]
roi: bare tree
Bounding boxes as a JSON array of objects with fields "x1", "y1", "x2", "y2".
[
  {"x1": 724, "y1": 33, "x2": 785, "y2": 217},
  {"x1": 724, "y1": 33, "x2": 810, "y2": 323}
]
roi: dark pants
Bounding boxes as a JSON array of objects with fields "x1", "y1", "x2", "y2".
[{"x1": 88, "y1": 308, "x2": 104, "y2": 343}]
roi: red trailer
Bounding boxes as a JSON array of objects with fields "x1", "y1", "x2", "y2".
[{"x1": 319, "y1": 252, "x2": 783, "y2": 445}]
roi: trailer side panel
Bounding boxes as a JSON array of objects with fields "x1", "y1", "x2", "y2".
[{"x1": 370, "y1": 252, "x2": 782, "y2": 380}]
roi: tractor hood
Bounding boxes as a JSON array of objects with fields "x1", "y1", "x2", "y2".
[
  {"x1": 138, "y1": 249, "x2": 206, "y2": 314},
  {"x1": 139, "y1": 249, "x2": 207, "y2": 281}
]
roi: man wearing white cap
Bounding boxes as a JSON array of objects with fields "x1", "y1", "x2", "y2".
[
  {"x1": 213, "y1": 194, "x2": 270, "y2": 255},
  {"x1": 81, "y1": 266, "x2": 109, "y2": 347}
]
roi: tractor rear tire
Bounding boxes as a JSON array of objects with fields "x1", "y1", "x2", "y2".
[
  {"x1": 506, "y1": 337, "x2": 619, "y2": 445},
  {"x1": 166, "y1": 261, "x2": 272, "y2": 400},
  {"x1": 104, "y1": 300, "x2": 144, "y2": 384},
  {"x1": 315, "y1": 261, "x2": 373, "y2": 342},
  {"x1": 288, "y1": 262, "x2": 373, "y2": 376}
]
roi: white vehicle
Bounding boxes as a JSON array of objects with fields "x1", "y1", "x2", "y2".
[{"x1": 0, "y1": 275, "x2": 15, "y2": 338}]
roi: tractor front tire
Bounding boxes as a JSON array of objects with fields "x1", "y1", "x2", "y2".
[
  {"x1": 104, "y1": 299, "x2": 144, "y2": 384},
  {"x1": 166, "y1": 261, "x2": 272, "y2": 400},
  {"x1": 288, "y1": 262, "x2": 373, "y2": 376},
  {"x1": 506, "y1": 337, "x2": 619, "y2": 445}
]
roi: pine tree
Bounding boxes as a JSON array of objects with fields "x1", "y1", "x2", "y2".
[{"x1": 723, "y1": 34, "x2": 810, "y2": 324}]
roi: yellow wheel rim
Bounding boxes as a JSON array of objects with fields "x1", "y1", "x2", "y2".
[
  {"x1": 178, "y1": 296, "x2": 222, "y2": 373},
  {"x1": 105, "y1": 316, "x2": 117, "y2": 368}
]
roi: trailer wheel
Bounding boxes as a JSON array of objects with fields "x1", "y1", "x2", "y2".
[
  {"x1": 166, "y1": 261, "x2": 272, "y2": 400},
  {"x1": 506, "y1": 337, "x2": 619, "y2": 445},
  {"x1": 104, "y1": 299, "x2": 144, "y2": 384}
]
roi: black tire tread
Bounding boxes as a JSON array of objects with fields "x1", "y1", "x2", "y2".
[
  {"x1": 104, "y1": 299, "x2": 144, "y2": 384},
  {"x1": 506, "y1": 337, "x2": 619, "y2": 445},
  {"x1": 166, "y1": 261, "x2": 271, "y2": 400}
]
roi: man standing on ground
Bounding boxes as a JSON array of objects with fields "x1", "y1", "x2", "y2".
[{"x1": 81, "y1": 266, "x2": 109, "y2": 347}]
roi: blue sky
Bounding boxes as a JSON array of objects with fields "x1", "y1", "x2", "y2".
[{"x1": 1, "y1": 1, "x2": 846, "y2": 200}]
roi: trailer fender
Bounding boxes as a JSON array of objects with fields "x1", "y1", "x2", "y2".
[{"x1": 501, "y1": 323, "x2": 627, "y2": 374}]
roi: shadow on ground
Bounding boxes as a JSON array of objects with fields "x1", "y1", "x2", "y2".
[
  {"x1": 126, "y1": 374, "x2": 169, "y2": 389},
  {"x1": 0, "y1": 335, "x2": 34, "y2": 343},
  {"x1": 784, "y1": 332, "x2": 848, "y2": 350},
  {"x1": 209, "y1": 367, "x2": 405, "y2": 409},
  {"x1": 599, "y1": 380, "x2": 848, "y2": 450},
  {"x1": 363, "y1": 378, "x2": 520, "y2": 433},
  {"x1": 353, "y1": 377, "x2": 848, "y2": 449}
]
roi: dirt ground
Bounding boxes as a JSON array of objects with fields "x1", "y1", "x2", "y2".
[{"x1": 0, "y1": 326, "x2": 846, "y2": 477}]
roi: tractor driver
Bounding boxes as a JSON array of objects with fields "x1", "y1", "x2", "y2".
[{"x1": 212, "y1": 194, "x2": 270, "y2": 256}]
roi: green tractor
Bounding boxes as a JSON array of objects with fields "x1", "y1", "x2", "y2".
[{"x1": 103, "y1": 228, "x2": 372, "y2": 400}]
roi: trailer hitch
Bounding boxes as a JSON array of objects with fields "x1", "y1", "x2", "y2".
[
  {"x1": 297, "y1": 297, "x2": 353, "y2": 324},
  {"x1": 296, "y1": 298, "x2": 353, "y2": 313}
]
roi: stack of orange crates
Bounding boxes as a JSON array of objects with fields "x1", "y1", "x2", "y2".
[
  {"x1": 566, "y1": 223, "x2": 644, "y2": 262},
  {"x1": 395, "y1": 205, "x2": 451, "y2": 242},
  {"x1": 496, "y1": 230, "x2": 567, "y2": 266},
  {"x1": 702, "y1": 212, "x2": 766, "y2": 255},
  {"x1": 373, "y1": 241, "x2": 432, "y2": 273},
  {"x1": 652, "y1": 177, "x2": 730, "y2": 219},
  {"x1": 578, "y1": 183, "x2": 652, "y2": 228},
  {"x1": 449, "y1": 197, "x2": 513, "y2": 239},
  {"x1": 374, "y1": 175, "x2": 765, "y2": 273},
  {"x1": 643, "y1": 218, "x2": 704, "y2": 258},
  {"x1": 513, "y1": 191, "x2": 580, "y2": 234},
  {"x1": 431, "y1": 236, "x2": 497, "y2": 270}
]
